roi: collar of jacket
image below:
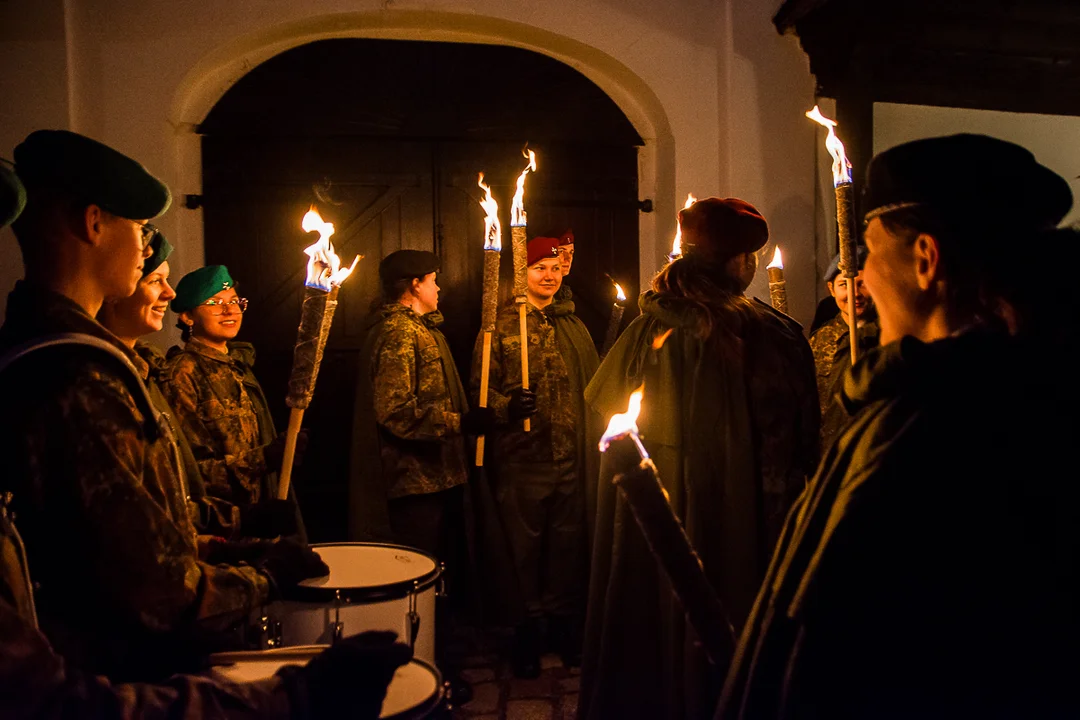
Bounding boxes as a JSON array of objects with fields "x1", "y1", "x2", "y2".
[
  {"x1": 638, "y1": 289, "x2": 705, "y2": 330},
  {"x1": 0, "y1": 280, "x2": 145, "y2": 374},
  {"x1": 544, "y1": 295, "x2": 576, "y2": 318},
  {"x1": 180, "y1": 336, "x2": 257, "y2": 369},
  {"x1": 421, "y1": 311, "x2": 445, "y2": 329}
]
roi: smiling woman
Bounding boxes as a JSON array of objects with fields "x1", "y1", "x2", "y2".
[{"x1": 161, "y1": 265, "x2": 307, "y2": 540}]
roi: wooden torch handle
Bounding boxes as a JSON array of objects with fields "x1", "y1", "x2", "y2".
[
  {"x1": 518, "y1": 302, "x2": 530, "y2": 432},
  {"x1": 475, "y1": 331, "x2": 492, "y2": 466},
  {"x1": 277, "y1": 408, "x2": 305, "y2": 500}
]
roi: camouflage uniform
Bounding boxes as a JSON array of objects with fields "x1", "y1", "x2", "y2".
[
  {"x1": 472, "y1": 298, "x2": 599, "y2": 620},
  {"x1": 0, "y1": 283, "x2": 268, "y2": 681},
  {"x1": 809, "y1": 313, "x2": 880, "y2": 448},
  {"x1": 368, "y1": 304, "x2": 468, "y2": 500},
  {"x1": 0, "y1": 496, "x2": 291, "y2": 719},
  {"x1": 136, "y1": 341, "x2": 241, "y2": 539},
  {"x1": 162, "y1": 338, "x2": 278, "y2": 505}
]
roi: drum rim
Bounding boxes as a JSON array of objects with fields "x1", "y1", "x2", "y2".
[
  {"x1": 382, "y1": 656, "x2": 444, "y2": 720},
  {"x1": 293, "y1": 542, "x2": 442, "y2": 603}
]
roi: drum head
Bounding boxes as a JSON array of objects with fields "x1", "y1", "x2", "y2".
[
  {"x1": 210, "y1": 649, "x2": 442, "y2": 719},
  {"x1": 300, "y1": 543, "x2": 438, "y2": 590}
]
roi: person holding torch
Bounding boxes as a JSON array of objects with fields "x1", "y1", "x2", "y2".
[
  {"x1": 580, "y1": 198, "x2": 818, "y2": 720},
  {"x1": 471, "y1": 235, "x2": 599, "y2": 677}
]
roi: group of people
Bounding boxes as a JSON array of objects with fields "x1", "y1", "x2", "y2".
[{"x1": 0, "y1": 124, "x2": 1076, "y2": 720}]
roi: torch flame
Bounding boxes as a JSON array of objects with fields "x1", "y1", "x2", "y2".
[
  {"x1": 301, "y1": 207, "x2": 360, "y2": 291},
  {"x1": 599, "y1": 384, "x2": 644, "y2": 453},
  {"x1": 806, "y1": 105, "x2": 852, "y2": 187},
  {"x1": 478, "y1": 173, "x2": 502, "y2": 252},
  {"x1": 766, "y1": 246, "x2": 784, "y2": 270},
  {"x1": 670, "y1": 193, "x2": 698, "y2": 258},
  {"x1": 614, "y1": 281, "x2": 626, "y2": 303},
  {"x1": 510, "y1": 147, "x2": 538, "y2": 227}
]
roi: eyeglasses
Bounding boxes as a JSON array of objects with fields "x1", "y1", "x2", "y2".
[
  {"x1": 198, "y1": 297, "x2": 249, "y2": 314},
  {"x1": 139, "y1": 222, "x2": 159, "y2": 251}
]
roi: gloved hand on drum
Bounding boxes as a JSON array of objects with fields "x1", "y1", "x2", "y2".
[
  {"x1": 239, "y1": 498, "x2": 299, "y2": 538},
  {"x1": 253, "y1": 538, "x2": 329, "y2": 596},
  {"x1": 508, "y1": 388, "x2": 538, "y2": 422},
  {"x1": 278, "y1": 631, "x2": 413, "y2": 719}
]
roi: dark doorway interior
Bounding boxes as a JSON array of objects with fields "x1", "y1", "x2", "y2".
[{"x1": 200, "y1": 39, "x2": 643, "y2": 541}]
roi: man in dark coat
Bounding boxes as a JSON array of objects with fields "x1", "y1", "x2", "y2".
[
  {"x1": 580, "y1": 198, "x2": 819, "y2": 720},
  {"x1": 473, "y1": 235, "x2": 600, "y2": 676},
  {"x1": 718, "y1": 135, "x2": 1080, "y2": 719}
]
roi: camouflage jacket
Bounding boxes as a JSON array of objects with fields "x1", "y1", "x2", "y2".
[
  {"x1": 162, "y1": 338, "x2": 277, "y2": 505},
  {"x1": 809, "y1": 313, "x2": 880, "y2": 448},
  {"x1": 359, "y1": 305, "x2": 468, "y2": 500},
  {"x1": 0, "y1": 283, "x2": 267, "y2": 681},
  {"x1": 136, "y1": 342, "x2": 241, "y2": 540},
  {"x1": 474, "y1": 298, "x2": 599, "y2": 468}
]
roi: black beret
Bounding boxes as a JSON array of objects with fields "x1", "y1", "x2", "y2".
[
  {"x1": 379, "y1": 250, "x2": 440, "y2": 283},
  {"x1": 0, "y1": 163, "x2": 26, "y2": 228},
  {"x1": 824, "y1": 246, "x2": 867, "y2": 282},
  {"x1": 864, "y1": 134, "x2": 1071, "y2": 232},
  {"x1": 14, "y1": 130, "x2": 171, "y2": 220},
  {"x1": 142, "y1": 230, "x2": 173, "y2": 278}
]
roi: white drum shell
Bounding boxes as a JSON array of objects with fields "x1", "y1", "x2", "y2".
[{"x1": 271, "y1": 543, "x2": 440, "y2": 665}]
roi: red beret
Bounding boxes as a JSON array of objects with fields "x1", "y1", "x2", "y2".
[
  {"x1": 527, "y1": 236, "x2": 562, "y2": 266},
  {"x1": 679, "y1": 197, "x2": 768, "y2": 263},
  {"x1": 558, "y1": 229, "x2": 575, "y2": 246}
]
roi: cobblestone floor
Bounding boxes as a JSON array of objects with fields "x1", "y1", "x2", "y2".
[{"x1": 445, "y1": 628, "x2": 580, "y2": 720}]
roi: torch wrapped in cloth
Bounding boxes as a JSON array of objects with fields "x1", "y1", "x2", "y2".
[
  {"x1": 509, "y1": 147, "x2": 537, "y2": 432},
  {"x1": 475, "y1": 173, "x2": 502, "y2": 466},
  {"x1": 766, "y1": 246, "x2": 788, "y2": 314},
  {"x1": 278, "y1": 207, "x2": 360, "y2": 499},
  {"x1": 807, "y1": 106, "x2": 859, "y2": 363},
  {"x1": 599, "y1": 385, "x2": 736, "y2": 665},
  {"x1": 600, "y1": 280, "x2": 627, "y2": 358}
]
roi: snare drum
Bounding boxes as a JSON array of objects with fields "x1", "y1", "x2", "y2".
[
  {"x1": 267, "y1": 543, "x2": 442, "y2": 664},
  {"x1": 209, "y1": 646, "x2": 444, "y2": 719}
]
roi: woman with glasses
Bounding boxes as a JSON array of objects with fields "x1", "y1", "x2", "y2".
[{"x1": 161, "y1": 265, "x2": 306, "y2": 540}]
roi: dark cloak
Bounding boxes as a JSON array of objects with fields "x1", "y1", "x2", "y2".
[
  {"x1": 718, "y1": 332, "x2": 1080, "y2": 719},
  {"x1": 580, "y1": 291, "x2": 818, "y2": 720}
]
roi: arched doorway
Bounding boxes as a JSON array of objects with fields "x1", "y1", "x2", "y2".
[{"x1": 199, "y1": 38, "x2": 643, "y2": 541}]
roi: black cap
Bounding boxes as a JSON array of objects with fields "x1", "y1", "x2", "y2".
[
  {"x1": 379, "y1": 250, "x2": 440, "y2": 283},
  {"x1": 863, "y1": 134, "x2": 1071, "y2": 232},
  {"x1": 0, "y1": 162, "x2": 26, "y2": 228},
  {"x1": 824, "y1": 246, "x2": 867, "y2": 282},
  {"x1": 14, "y1": 130, "x2": 171, "y2": 220}
]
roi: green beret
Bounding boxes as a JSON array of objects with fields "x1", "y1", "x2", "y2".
[
  {"x1": 0, "y1": 162, "x2": 26, "y2": 228},
  {"x1": 864, "y1": 134, "x2": 1072, "y2": 233},
  {"x1": 379, "y1": 250, "x2": 440, "y2": 283},
  {"x1": 171, "y1": 265, "x2": 234, "y2": 313},
  {"x1": 14, "y1": 129, "x2": 171, "y2": 220},
  {"x1": 142, "y1": 231, "x2": 174, "y2": 278}
]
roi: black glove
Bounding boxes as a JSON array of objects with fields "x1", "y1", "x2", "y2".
[
  {"x1": 508, "y1": 388, "x2": 538, "y2": 422},
  {"x1": 239, "y1": 499, "x2": 299, "y2": 539},
  {"x1": 460, "y1": 406, "x2": 495, "y2": 436},
  {"x1": 254, "y1": 538, "x2": 329, "y2": 595},
  {"x1": 279, "y1": 631, "x2": 412, "y2": 719}
]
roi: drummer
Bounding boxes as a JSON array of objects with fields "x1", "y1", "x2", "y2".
[{"x1": 162, "y1": 265, "x2": 307, "y2": 540}]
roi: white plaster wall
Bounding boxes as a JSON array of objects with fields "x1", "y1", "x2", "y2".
[
  {"x1": 875, "y1": 102, "x2": 1080, "y2": 228},
  {"x1": 0, "y1": 0, "x2": 821, "y2": 331}
]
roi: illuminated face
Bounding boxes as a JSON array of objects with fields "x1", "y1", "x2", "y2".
[
  {"x1": 100, "y1": 215, "x2": 153, "y2": 300},
  {"x1": 557, "y1": 244, "x2": 574, "y2": 276},
  {"x1": 862, "y1": 218, "x2": 923, "y2": 344},
  {"x1": 412, "y1": 272, "x2": 440, "y2": 315},
  {"x1": 527, "y1": 258, "x2": 563, "y2": 302},
  {"x1": 185, "y1": 287, "x2": 245, "y2": 344},
  {"x1": 828, "y1": 271, "x2": 869, "y2": 319},
  {"x1": 103, "y1": 261, "x2": 176, "y2": 339}
]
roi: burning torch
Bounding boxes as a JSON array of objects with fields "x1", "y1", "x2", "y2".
[
  {"x1": 598, "y1": 380, "x2": 735, "y2": 665},
  {"x1": 669, "y1": 193, "x2": 698, "y2": 261},
  {"x1": 807, "y1": 106, "x2": 859, "y2": 363},
  {"x1": 278, "y1": 207, "x2": 360, "y2": 500},
  {"x1": 510, "y1": 147, "x2": 537, "y2": 432},
  {"x1": 475, "y1": 173, "x2": 501, "y2": 466},
  {"x1": 601, "y1": 280, "x2": 627, "y2": 358},
  {"x1": 766, "y1": 246, "x2": 788, "y2": 314}
]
